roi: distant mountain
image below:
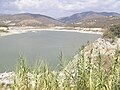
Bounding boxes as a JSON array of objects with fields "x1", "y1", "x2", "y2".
[
  {"x1": 0, "y1": 13, "x2": 63, "y2": 27},
  {"x1": 0, "y1": 12, "x2": 120, "y2": 28},
  {"x1": 59, "y1": 11, "x2": 120, "y2": 28}
]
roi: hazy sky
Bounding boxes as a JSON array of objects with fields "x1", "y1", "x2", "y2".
[{"x1": 0, "y1": 0, "x2": 120, "y2": 18}]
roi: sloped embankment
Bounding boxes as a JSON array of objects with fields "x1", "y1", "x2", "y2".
[{"x1": 65, "y1": 38, "x2": 120, "y2": 71}]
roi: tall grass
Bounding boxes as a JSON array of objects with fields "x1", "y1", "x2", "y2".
[{"x1": 0, "y1": 48, "x2": 120, "y2": 90}]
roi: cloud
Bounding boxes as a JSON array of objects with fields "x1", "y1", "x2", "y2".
[
  {"x1": 0, "y1": 0, "x2": 120, "y2": 18},
  {"x1": 0, "y1": 0, "x2": 18, "y2": 13},
  {"x1": 14, "y1": 0, "x2": 94, "y2": 12}
]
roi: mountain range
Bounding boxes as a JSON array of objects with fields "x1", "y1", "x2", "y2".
[
  {"x1": 59, "y1": 11, "x2": 120, "y2": 28},
  {"x1": 0, "y1": 13, "x2": 63, "y2": 27},
  {"x1": 0, "y1": 11, "x2": 120, "y2": 28}
]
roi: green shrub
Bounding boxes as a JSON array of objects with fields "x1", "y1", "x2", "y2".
[
  {"x1": 103, "y1": 25, "x2": 120, "y2": 39},
  {"x1": 0, "y1": 29, "x2": 9, "y2": 33}
]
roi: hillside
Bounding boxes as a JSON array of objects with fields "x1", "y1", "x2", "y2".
[
  {"x1": 0, "y1": 12, "x2": 120, "y2": 28},
  {"x1": 0, "y1": 13, "x2": 63, "y2": 27},
  {"x1": 59, "y1": 11, "x2": 120, "y2": 28}
]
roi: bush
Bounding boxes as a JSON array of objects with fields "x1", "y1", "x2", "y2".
[
  {"x1": 103, "y1": 25, "x2": 120, "y2": 39},
  {"x1": 0, "y1": 29, "x2": 9, "y2": 33},
  {"x1": 0, "y1": 25, "x2": 8, "y2": 27}
]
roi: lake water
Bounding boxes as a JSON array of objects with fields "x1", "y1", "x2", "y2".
[{"x1": 0, "y1": 30, "x2": 101, "y2": 72}]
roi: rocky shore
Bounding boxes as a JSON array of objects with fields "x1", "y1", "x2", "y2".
[
  {"x1": 0, "y1": 72, "x2": 14, "y2": 85},
  {"x1": 85, "y1": 38, "x2": 120, "y2": 68},
  {"x1": 65, "y1": 37, "x2": 120, "y2": 71},
  {"x1": 0, "y1": 72, "x2": 36, "y2": 89}
]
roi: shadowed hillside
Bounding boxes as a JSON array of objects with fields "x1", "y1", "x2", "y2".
[{"x1": 59, "y1": 11, "x2": 120, "y2": 28}]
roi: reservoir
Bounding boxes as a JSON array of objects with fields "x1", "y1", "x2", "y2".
[{"x1": 0, "y1": 30, "x2": 101, "y2": 72}]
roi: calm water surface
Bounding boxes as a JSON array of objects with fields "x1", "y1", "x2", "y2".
[{"x1": 0, "y1": 30, "x2": 101, "y2": 72}]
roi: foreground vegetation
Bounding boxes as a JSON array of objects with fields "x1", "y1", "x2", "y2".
[{"x1": 0, "y1": 47, "x2": 119, "y2": 90}]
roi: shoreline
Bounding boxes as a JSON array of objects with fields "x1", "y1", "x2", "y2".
[{"x1": 0, "y1": 28, "x2": 103, "y2": 37}]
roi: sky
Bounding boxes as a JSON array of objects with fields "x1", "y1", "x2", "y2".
[{"x1": 0, "y1": 0, "x2": 120, "y2": 18}]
